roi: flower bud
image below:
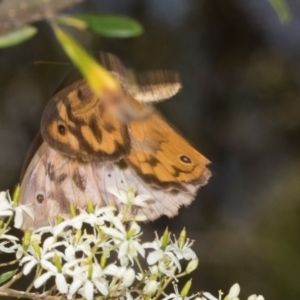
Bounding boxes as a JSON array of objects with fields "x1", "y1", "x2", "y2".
[
  {"x1": 178, "y1": 227, "x2": 187, "y2": 248},
  {"x1": 56, "y1": 214, "x2": 64, "y2": 225},
  {"x1": 87, "y1": 263, "x2": 93, "y2": 280},
  {"x1": 33, "y1": 242, "x2": 41, "y2": 259},
  {"x1": 73, "y1": 229, "x2": 82, "y2": 246},
  {"x1": 100, "y1": 252, "x2": 107, "y2": 269},
  {"x1": 22, "y1": 230, "x2": 32, "y2": 251},
  {"x1": 127, "y1": 186, "x2": 135, "y2": 204},
  {"x1": 228, "y1": 283, "x2": 240, "y2": 299},
  {"x1": 70, "y1": 203, "x2": 77, "y2": 217},
  {"x1": 161, "y1": 227, "x2": 170, "y2": 250},
  {"x1": 180, "y1": 279, "x2": 192, "y2": 297},
  {"x1": 134, "y1": 214, "x2": 147, "y2": 221},
  {"x1": 53, "y1": 253, "x2": 62, "y2": 272},
  {"x1": 185, "y1": 259, "x2": 199, "y2": 274},
  {"x1": 143, "y1": 280, "x2": 159, "y2": 295},
  {"x1": 12, "y1": 185, "x2": 21, "y2": 204},
  {"x1": 87, "y1": 199, "x2": 95, "y2": 213},
  {"x1": 123, "y1": 268, "x2": 135, "y2": 287}
]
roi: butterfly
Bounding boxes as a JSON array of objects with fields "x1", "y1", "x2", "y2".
[{"x1": 19, "y1": 54, "x2": 211, "y2": 230}]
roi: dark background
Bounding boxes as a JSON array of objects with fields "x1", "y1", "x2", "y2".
[{"x1": 1, "y1": 0, "x2": 300, "y2": 299}]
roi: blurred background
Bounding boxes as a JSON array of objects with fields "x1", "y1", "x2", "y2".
[{"x1": 1, "y1": 0, "x2": 300, "y2": 299}]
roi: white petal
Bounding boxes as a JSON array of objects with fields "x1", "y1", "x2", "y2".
[
  {"x1": 104, "y1": 264, "x2": 120, "y2": 276},
  {"x1": 126, "y1": 291, "x2": 133, "y2": 300},
  {"x1": 202, "y1": 292, "x2": 219, "y2": 300},
  {"x1": 41, "y1": 260, "x2": 57, "y2": 273},
  {"x1": 118, "y1": 241, "x2": 129, "y2": 259},
  {"x1": 108, "y1": 188, "x2": 127, "y2": 203},
  {"x1": 102, "y1": 227, "x2": 125, "y2": 240},
  {"x1": 69, "y1": 278, "x2": 84, "y2": 296},
  {"x1": 147, "y1": 250, "x2": 163, "y2": 265},
  {"x1": 18, "y1": 205, "x2": 34, "y2": 220},
  {"x1": 65, "y1": 245, "x2": 76, "y2": 260},
  {"x1": 166, "y1": 252, "x2": 181, "y2": 272},
  {"x1": 247, "y1": 296, "x2": 257, "y2": 300},
  {"x1": 132, "y1": 240, "x2": 145, "y2": 257},
  {"x1": 0, "y1": 243, "x2": 15, "y2": 253},
  {"x1": 0, "y1": 209, "x2": 13, "y2": 217},
  {"x1": 34, "y1": 271, "x2": 53, "y2": 288},
  {"x1": 257, "y1": 296, "x2": 264, "y2": 300},
  {"x1": 23, "y1": 259, "x2": 37, "y2": 275},
  {"x1": 56, "y1": 273, "x2": 68, "y2": 293},
  {"x1": 1, "y1": 233, "x2": 19, "y2": 241},
  {"x1": 143, "y1": 240, "x2": 159, "y2": 250},
  {"x1": 0, "y1": 201, "x2": 12, "y2": 211},
  {"x1": 42, "y1": 236, "x2": 55, "y2": 251},
  {"x1": 228, "y1": 283, "x2": 240, "y2": 298},
  {"x1": 13, "y1": 208, "x2": 24, "y2": 228},
  {"x1": 93, "y1": 279, "x2": 108, "y2": 296},
  {"x1": 122, "y1": 268, "x2": 135, "y2": 287},
  {"x1": 110, "y1": 216, "x2": 126, "y2": 234},
  {"x1": 84, "y1": 280, "x2": 94, "y2": 300},
  {"x1": 20, "y1": 255, "x2": 33, "y2": 264}
]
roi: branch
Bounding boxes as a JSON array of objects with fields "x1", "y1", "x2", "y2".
[
  {"x1": 0, "y1": 0, "x2": 85, "y2": 34},
  {"x1": 0, "y1": 288, "x2": 59, "y2": 300}
]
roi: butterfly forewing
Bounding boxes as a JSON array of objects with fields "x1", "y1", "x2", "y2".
[{"x1": 41, "y1": 80, "x2": 131, "y2": 162}]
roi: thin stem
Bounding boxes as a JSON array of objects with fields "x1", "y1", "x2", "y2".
[
  {"x1": 133, "y1": 256, "x2": 144, "y2": 276},
  {"x1": 0, "y1": 259, "x2": 18, "y2": 267},
  {"x1": 153, "y1": 276, "x2": 174, "y2": 300},
  {"x1": 26, "y1": 265, "x2": 42, "y2": 293}
]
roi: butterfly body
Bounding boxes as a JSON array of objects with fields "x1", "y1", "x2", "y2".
[{"x1": 20, "y1": 54, "x2": 211, "y2": 230}]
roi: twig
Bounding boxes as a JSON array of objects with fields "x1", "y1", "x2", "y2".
[{"x1": 0, "y1": 287, "x2": 59, "y2": 300}]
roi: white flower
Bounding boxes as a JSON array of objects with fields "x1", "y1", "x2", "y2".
[
  {"x1": 162, "y1": 282, "x2": 198, "y2": 300},
  {"x1": 66, "y1": 263, "x2": 109, "y2": 300},
  {"x1": 169, "y1": 238, "x2": 197, "y2": 261},
  {"x1": 101, "y1": 221, "x2": 145, "y2": 266},
  {"x1": 144, "y1": 238, "x2": 181, "y2": 272},
  {"x1": 20, "y1": 237, "x2": 61, "y2": 276},
  {"x1": 0, "y1": 192, "x2": 13, "y2": 217},
  {"x1": 14, "y1": 204, "x2": 34, "y2": 228},
  {"x1": 0, "y1": 229, "x2": 19, "y2": 253},
  {"x1": 108, "y1": 187, "x2": 152, "y2": 208},
  {"x1": 34, "y1": 257, "x2": 68, "y2": 293},
  {"x1": 0, "y1": 191, "x2": 34, "y2": 228}
]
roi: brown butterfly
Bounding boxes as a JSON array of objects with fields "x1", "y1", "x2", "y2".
[{"x1": 19, "y1": 54, "x2": 211, "y2": 230}]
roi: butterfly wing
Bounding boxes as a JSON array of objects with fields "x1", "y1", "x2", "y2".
[
  {"x1": 121, "y1": 111, "x2": 211, "y2": 218},
  {"x1": 40, "y1": 80, "x2": 131, "y2": 162},
  {"x1": 20, "y1": 142, "x2": 107, "y2": 230}
]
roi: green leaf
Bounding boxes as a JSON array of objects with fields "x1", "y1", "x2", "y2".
[
  {"x1": 0, "y1": 269, "x2": 17, "y2": 284},
  {"x1": 269, "y1": 0, "x2": 291, "y2": 24},
  {"x1": 0, "y1": 25, "x2": 37, "y2": 48},
  {"x1": 72, "y1": 14, "x2": 144, "y2": 37},
  {"x1": 52, "y1": 24, "x2": 119, "y2": 95}
]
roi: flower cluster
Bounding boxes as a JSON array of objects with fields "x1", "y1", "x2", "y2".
[{"x1": 0, "y1": 188, "x2": 265, "y2": 300}]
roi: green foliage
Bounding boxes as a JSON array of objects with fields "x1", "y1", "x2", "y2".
[
  {"x1": 0, "y1": 25, "x2": 37, "y2": 48},
  {"x1": 73, "y1": 14, "x2": 144, "y2": 37},
  {"x1": 0, "y1": 270, "x2": 17, "y2": 284},
  {"x1": 269, "y1": 0, "x2": 291, "y2": 23}
]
